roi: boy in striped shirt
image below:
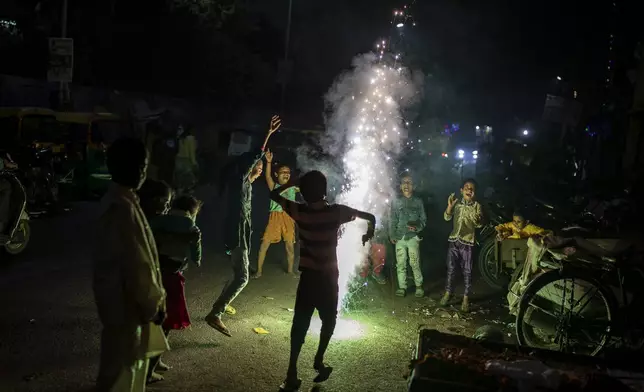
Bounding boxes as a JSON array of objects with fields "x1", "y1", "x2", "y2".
[{"x1": 270, "y1": 170, "x2": 376, "y2": 391}]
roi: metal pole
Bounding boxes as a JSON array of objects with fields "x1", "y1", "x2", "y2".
[
  {"x1": 280, "y1": 0, "x2": 293, "y2": 114},
  {"x1": 59, "y1": 0, "x2": 68, "y2": 106}
]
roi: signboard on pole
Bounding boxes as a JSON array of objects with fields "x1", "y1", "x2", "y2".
[
  {"x1": 542, "y1": 94, "x2": 582, "y2": 127},
  {"x1": 228, "y1": 131, "x2": 252, "y2": 156},
  {"x1": 47, "y1": 38, "x2": 74, "y2": 82}
]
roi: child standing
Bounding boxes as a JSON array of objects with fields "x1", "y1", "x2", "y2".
[
  {"x1": 389, "y1": 174, "x2": 427, "y2": 297},
  {"x1": 270, "y1": 170, "x2": 375, "y2": 391},
  {"x1": 138, "y1": 182, "x2": 203, "y2": 384},
  {"x1": 441, "y1": 179, "x2": 483, "y2": 312},
  {"x1": 151, "y1": 194, "x2": 203, "y2": 332},
  {"x1": 253, "y1": 150, "x2": 299, "y2": 278}
]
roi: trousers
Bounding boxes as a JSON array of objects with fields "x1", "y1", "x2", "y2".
[
  {"x1": 211, "y1": 245, "x2": 249, "y2": 317},
  {"x1": 445, "y1": 241, "x2": 473, "y2": 296},
  {"x1": 395, "y1": 236, "x2": 423, "y2": 289}
]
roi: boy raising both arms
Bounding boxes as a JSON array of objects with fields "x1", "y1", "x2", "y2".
[
  {"x1": 253, "y1": 151, "x2": 299, "y2": 278},
  {"x1": 441, "y1": 179, "x2": 482, "y2": 312},
  {"x1": 205, "y1": 115, "x2": 281, "y2": 337},
  {"x1": 389, "y1": 174, "x2": 427, "y2": 298},
  {"x1": 271, "y1": 170, "x2": 375, "y2": 391}
]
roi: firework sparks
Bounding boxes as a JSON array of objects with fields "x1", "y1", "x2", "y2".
[{"x1": 323, "y1": 54, "x2": 415, "y2": 312}]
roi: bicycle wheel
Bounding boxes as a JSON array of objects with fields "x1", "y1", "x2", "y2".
[
  {"x1": 478, "y1": 239, "x2": 509, "y2": 290},
  {"x1": 515, "y1": 269, "x2": 617, "y2": 356}
]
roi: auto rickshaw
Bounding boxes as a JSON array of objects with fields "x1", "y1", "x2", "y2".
[
  {"x1": 0, "y1": 107, "x2": 63, "y2": 150},
  {"x1": 54, "y1": 111, "x2": 131, "y2": 198}
]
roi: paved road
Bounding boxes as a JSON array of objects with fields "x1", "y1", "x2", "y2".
[{"x1": 0, "y1": 197, "x2": 511, "y2": 392}]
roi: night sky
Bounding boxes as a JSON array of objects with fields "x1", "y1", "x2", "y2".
[
  {"x1": 257, "y1": 0, "x2": 635, "y2": 130},
  {"x1": 1, "y1": 0, "x2": 639, "y2": 131}
]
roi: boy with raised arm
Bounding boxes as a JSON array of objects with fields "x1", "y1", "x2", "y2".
[
  {"x1": 253, "y1": 152, "x2": 299, "y2": 278},
  {"x1": 205, "y1": 115, "x2": 281, "y2": 337},
  {"x1": 270, "y1": 170, "x2": 375, "y2": 391},
  {"x1": 441, "y1": 178, "x2": 483, "y2": 312}
]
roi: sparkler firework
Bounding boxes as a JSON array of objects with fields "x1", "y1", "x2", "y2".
[
  {"x1": 323, "y1": 53, "x2": 416, "y2": 311},
  {"x1": 297, "y1": 2, "x2": 419, "y2": 312}
]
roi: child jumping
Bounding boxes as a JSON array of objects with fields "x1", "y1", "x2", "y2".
[
  {"x1": 205, "y1": 115, "x2": 281, "y2": 337},
  {"x1": 441, "y1": 179, "x2": 483, "y2": 312},
  {"x1": 270, "y1": 170, "x2": 375, "y2": 391},
  {"x1": 253, "y1": 150, "x2": 299, "y2": 278},
  {"x1": 389, "y1": 174, "x2": 427, "y2": 297}
]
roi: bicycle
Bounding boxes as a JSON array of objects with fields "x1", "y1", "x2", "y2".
[{"x1": 515, "y1": 237, "x2": 644, "y2": 356}]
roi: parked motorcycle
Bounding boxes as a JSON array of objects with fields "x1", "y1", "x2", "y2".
[
  {"x1": 0, "y1": 170, "x2": 31, "y2": 256},
  {"x1": 15, "y1": 145, "x2": 60, "y2": 212}
]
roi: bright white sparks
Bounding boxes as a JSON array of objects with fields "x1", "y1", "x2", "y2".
[{"x1": 328, "y1": 55, "x2": 414, "y2": 312}]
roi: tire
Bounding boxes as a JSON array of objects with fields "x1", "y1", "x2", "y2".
[
  {"x1": 4, "y1": 220, "x2": 31, "y2": 256},
  {"x1": 515, "y1": 269, "x2": 616, "y2": 356},
  {"x1": 477, "y1": 239, "x2": 509, "y2": 290}
]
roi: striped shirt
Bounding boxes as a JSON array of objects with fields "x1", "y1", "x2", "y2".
[{"x1": 281, "y1": 200, "x2": 358, "y2": 274}]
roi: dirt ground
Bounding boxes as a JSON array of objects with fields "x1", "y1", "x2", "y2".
[{"x1": 0, "y1": 198, "x2": 514, "y2": 392}]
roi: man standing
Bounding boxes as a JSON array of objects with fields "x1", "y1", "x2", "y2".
[
  {"x1": 93, "y1": 138, "x2": 168, "y2": 391},
  {"x1": 389, "y1": 174, "x2": 427, "y2": 298},
  {"x1": 205, "y1": 115, "x2": 281, "y2": 337}
]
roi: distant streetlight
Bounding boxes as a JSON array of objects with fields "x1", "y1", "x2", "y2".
[
  {"x1": 475, "y1": 125, "x2": 480, "y2": 130},
  {"x1": 556, "y1": 76, "x2": 562, "y2": 81},
  {"x1": 522, "y1": 129, "x2": 529, "y2": 136}
]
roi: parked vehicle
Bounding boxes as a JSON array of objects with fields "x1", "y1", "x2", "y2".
[
  {"x1": 513, "y1": 237, "x2": 644, "y2": 356},
  {"x1": 477, "y1": 194, "x2": 607, "y2": 290},
  {"x1": 0, "y1": 170, "x2": 31, "y2": 256}
]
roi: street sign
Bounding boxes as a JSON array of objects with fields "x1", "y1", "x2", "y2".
[
  {"x1": 542, "y1": 94, "x2": 582, "y2": 127},
  {"x1": 228, "y1": 131, "x2": 251, "y2": 156},
  {"x1": 47, "y1": 38, "x2": 74, "y2": 82}
]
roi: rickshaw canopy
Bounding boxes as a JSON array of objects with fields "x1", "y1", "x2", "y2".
[
  {"x1": 55, "y1": 112, "x2": 121, "y2": 124},
  {"x1": 0, "y1": 107, "x2": 56, "y2": 119}
]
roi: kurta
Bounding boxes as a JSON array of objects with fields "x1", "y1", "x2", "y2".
[{"x1": 93, "y1": 183, "x2": 169, "y2": 392}]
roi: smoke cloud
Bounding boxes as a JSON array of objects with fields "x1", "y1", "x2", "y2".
[{"x1": 297, "y1": 53, "x2": 420, "y2": 311}]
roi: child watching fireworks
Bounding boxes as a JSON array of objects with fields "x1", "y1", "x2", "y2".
[
  {"x1": 441, "y1": 179, "x2": 483, "y2": 312},
  {"x1": 495, "y1": 210, "x2": 550, "y2": 240},
  {"x1": 270, "y1": 170, "x2": 375, "y2": 391},
  {"x1": 389, "y1": 174, "x2": 427, "y2": 297},
  {"x1": 138, "y1": 182, "x2": 202, "y2": 384},
  {"x1": 253, "y1": 151, "x2": 299, "y2": 279}
]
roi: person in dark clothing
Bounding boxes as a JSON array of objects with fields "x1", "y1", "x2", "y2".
[
  {"x1": 270, "y1": 170, "x2": 376, "y2": 391},
  {"x1": 205, "y1": 115, "x2": 281, "y2": 337},
  {"x1": 93, "y1": 138, "x2": 167, "y2": 392}
]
